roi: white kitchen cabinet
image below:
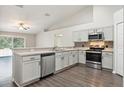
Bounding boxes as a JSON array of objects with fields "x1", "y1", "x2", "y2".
[
  {"x1": 79, "y1": 50, "x2": 86, "y2": 64},
  {"x1": 69, "y1": 51, "x2": 73, "y2": 65},
  {"x1": 102, "y1": 52, "x2": 113, "y2": 69},
  {"x1": 69, "y1": 51, "x2": 78, "y2": 65},
  {"x1": 22, "y1": 60, "x2": 40, "y2": 83},
  {"x1": 72, "y1": 31, "x2": 80, "y2": 42},
  {"x1": 103, "y1": 26, "x2": 113, "y2": 41},
  {"x1": 72, "y1": 51, "x2": 79, "y2": 64},
  {"x1": 55, "y1": 53, "x2": 63, "y2": 71},
  {"x1": 13, "y1": 54, "x2": 41, "y2": 86},
  {"x1": 72, "y1": 30, "x2": 88, "y2": 42},
  {"x1": 79, "y1": 30, "x2": 88, "y2": 41},
  {"x1": 63, "y1": 52, "x2": 69, "y2": 68},
  {"x1": 55, "y1": 52, "x2": 69, "y2": 71}
]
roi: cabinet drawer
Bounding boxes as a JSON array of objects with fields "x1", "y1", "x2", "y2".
[
  {"x1": 79, "y1": 51, "x2": 85, "y2": 54},
  {"x1": 102, "y1": 52, "x2": 112, "y2": 56},
  {"x1": 23, "y1": 55, "x2": 41, "y2": 62},
  {"x1": 55, "y1": 53, "x2": 63, "y2": 57},
  {"x1": 72, "y1": 51, "x2": 78, "y2": 54}
]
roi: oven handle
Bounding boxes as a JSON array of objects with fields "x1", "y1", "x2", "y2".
[
  {"x1": 86, "y1": 51, "x2": 102, "y2": 54},
  {"x1": 86, "y1": 60, "x2": 101, "y2": 64}
]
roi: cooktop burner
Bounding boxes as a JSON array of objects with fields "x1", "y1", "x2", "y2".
[{"x1": 86, "y1": 48, "x2": 104, "y2": 52}]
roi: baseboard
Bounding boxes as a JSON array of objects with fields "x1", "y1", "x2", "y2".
[
  {"x1": 77, "y1": 63, "x2": 86, "y2": 66},
  {"x1": 54, "y1": 63, "x2": 78, "y2": 74},
  {"x1": 13, "y1": 78, "x2": 40, "y2": 87}
]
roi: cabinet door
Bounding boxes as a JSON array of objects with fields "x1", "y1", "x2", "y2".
[
  {"x1": 72, "y1": 31, "x2": 80, "y2": 42},
  {"x1": 69, "y1": 51, "x2": 74, "y2": 65},
  {"x1": 72, "y1": 51, "x2": 78, "y2": 64},
  {"x1": 79, "y1": 30, "x2": 88, "y2": 41},
  {"x1": 55, "y1": 53, "x2": 63, "y2": 71},
  {"x1": 79, "y1": 51, "x2": 86, "y2": 64},
  {"x1": 22, "y1": 61, "x2": 40, "y2": 83},
  {"x1": 103, "y1": 26, "x2": 113, "y2": 41},
  {"x1": 102, "y1": 52, "x2": 113, "y2": 69},
  {"x1": 63, "y1": 52, "x2": 69, "y2": 68}
]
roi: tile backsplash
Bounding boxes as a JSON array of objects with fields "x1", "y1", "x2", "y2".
[
  {"x1": 104, "y1": 41, "x2": 113, "y2": 48},
  {"x1": 74, "y1": 42, "x2": 89, "y2": 47},
  {"x1": 74, "y1": 41, "x2": 113, "y2": 48}
]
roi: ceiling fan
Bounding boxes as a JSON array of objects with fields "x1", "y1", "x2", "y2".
[{"x1": 18, "y1": 23, "x2": 30, "y2": 30}]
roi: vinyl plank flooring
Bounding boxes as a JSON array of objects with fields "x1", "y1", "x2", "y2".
[{"x1": 0, "y1": 65, "x2": 123, "y2": 87}]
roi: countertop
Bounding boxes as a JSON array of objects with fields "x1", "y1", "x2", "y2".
[
  {"x1": 14, "y1": 50, "x2": 56, "y2": 56},
  {"x1": 13, "y1": 47, "x2": 113, "y2": 56},
  {"x1": 13, "y1": 47, "x2": 89, "y2": 56},
  {"x1": 102, "y1": 48, "x2": 113, "y2": 52}
]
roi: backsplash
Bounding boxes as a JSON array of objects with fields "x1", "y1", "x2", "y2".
[
  {"x1": 74, "y1": 41, "x2": 113, "y2": 48},
  {"x1": 74, "y1": 42, "x2": 89, "y2": 47},
  {"x1": 104, "y1": 41, "x2": 113, "y2": 48}
]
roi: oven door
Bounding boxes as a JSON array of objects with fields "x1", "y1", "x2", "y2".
[{"x1": 86, "y1": 52, "x2": 102, "y2": 63}]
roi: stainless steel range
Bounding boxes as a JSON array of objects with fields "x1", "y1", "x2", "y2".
[{"x1": 86, "y1": 48, "x2": 104, "y2": 69}]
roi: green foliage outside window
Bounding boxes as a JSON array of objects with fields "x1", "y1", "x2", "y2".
[
  {"x1": 0, "y1": 36, "x2": 25, "y2": 49},
  {"x1": 0, "y1": 36, "x2": 12, "y2": 49},
  {"x1": 13, "y1": 38, "x2": 24, "y2": 48}
]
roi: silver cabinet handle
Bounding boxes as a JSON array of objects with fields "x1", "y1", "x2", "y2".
[
  {"x1": 73, "y1": 55, "x2": 75, "y2": 57},
  {"x1": 30, "y1": 57, "x2": 35, "y2": 60},
  {"x1": 61, "y1": 56, "x2": 64, "y2": 60}
]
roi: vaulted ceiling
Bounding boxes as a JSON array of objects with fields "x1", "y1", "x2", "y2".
[{"x1": 0, "y1": 5, "x2": 89, "y2": 33}]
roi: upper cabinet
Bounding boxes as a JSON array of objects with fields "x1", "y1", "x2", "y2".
[
  {"x1": 103, "y1": 26, "x2": 113, "y2": 41},
  {"x1": 72, "y1": 30, "x2": 88, "y2": 42},
  {"x1": 72, "y1": 26, "x2": 113, "y2": 42},
  {"x1": 79, "y1": 30, "x2": 88, "y2": 42}
]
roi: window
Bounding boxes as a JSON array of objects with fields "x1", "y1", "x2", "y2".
[
  {"x1": 0, "y1": 35, "x2": 25, "y2": 49},
  {"x1": 13, "y1": 37, "x2": 24, "y2": 48},
  {"x1": 0, "y1": 36, "x2": 12, "y2": 49}
]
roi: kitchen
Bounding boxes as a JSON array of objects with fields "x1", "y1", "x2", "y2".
[{"x1": 0, "y1": 5, "x2": 123, "y2": 87}]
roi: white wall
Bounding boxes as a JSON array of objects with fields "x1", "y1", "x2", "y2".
[
  {"x1": 36, "y1": 6, "x2": 122, "y2": 48},
  {"x1": 49, "y1": 6, "x2": 93, "y2": 30},
  {"x1": 36, "y1": 31, "x2": 55, "y2": 48}
]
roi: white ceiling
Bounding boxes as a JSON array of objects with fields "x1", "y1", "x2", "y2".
[{"x1": 0, "y1": 5, "x2": 88, "y2": 34}]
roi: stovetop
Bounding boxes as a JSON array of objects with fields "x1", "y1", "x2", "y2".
[{"x1": 86, "y1": 48, "x2": 104, "y2": 52}]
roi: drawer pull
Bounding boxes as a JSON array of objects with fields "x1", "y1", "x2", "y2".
[{"x1": 30, "y1": 57, "x2": 35, "y2": 60}]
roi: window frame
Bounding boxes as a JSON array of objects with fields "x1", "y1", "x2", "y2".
[{"x1": 0, "y1": 35, "x2": 26, "y2": 49}]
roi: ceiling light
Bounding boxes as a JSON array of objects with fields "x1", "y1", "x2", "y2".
[{"x1": 19, "y1": 23, "x2": 30, "y2": 30}]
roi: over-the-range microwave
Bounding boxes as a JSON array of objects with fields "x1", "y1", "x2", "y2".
[{"x1": 88, "y1": 32, "x2": 104, "y2": 41}]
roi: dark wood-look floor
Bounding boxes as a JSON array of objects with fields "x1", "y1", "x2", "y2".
[{"x1": 0, "y1": 65, "x2": 123, "y2": 87}]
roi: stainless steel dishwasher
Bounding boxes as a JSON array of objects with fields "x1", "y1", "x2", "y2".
[{"x1": 41, "y1": 53, "x2": 55, "y2": 77}]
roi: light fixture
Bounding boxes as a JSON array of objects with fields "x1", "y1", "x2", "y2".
[{"x1": 19, "y1": 23, "x2": 30, "y2": 30}]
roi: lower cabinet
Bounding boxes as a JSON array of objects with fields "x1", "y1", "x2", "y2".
[
  {"x1": 79, "y1": 50, "x2": 86, "y2": 64},
  {"x1": 63, "y1": 52, "x2": 69, "y2": 68},
  {"x1": 13, "y1": 54, "x2": 41, "y2": 86},
  {"x1": 102, "y1": 52, "x2": 113, "y2": 69},
  {"x1": 55, "y1": 51, "x2": 78, "y2": 71},
  {"x1": 69, "y1": 51, "x2": 78, "y2": 65},
  {"x1": 55, "y1": 53, "x2": 63, "y2": 71},
  {"x1": 22, "y1": 61, "x2": 41, "y2": 83}
]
